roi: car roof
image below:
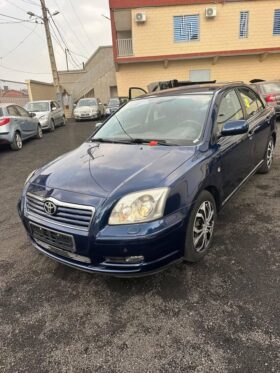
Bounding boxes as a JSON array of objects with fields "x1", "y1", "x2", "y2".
[
  {"x1": 252, "y1": 80, "x2": 280, "y2": 85},
  {"x1": 27, "y1": 100, "x2": 52, "y2": 103},
  {"x1": 139, "y1": 82, "x2": 249, "y2": 99},
  {"x1": 0, "y1": 103, "x2": 17, "y2": 107}
]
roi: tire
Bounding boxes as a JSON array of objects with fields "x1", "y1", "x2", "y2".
[
  {"x1": 35, "y1": 124, "x2": 43, "y2": 139},
  {"x1": 184, "y1": 190, "x2": 217, "y2": 263},
  {"x1": 10, "y1": 131, "x2": 23, "y2": 151},
  {"x1": 257, "y1": 137, "x2": 275, "y2": 174},
  {"x1": 61, "y1": 116, "x2": 67, "y2": 126},
  {"x1": 49, "y1": 119, "x2": 55, "y2": 132}
]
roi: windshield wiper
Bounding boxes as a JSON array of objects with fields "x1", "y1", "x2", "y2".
[
  {"x1": 128, "y1": 138, "x2": 175, "y2": 146},
  {"x1": 90, "y1": 138, "x2": 132, "y2": 144}
]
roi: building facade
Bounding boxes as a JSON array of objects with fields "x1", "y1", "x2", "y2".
[
  {"x1": 109, "y1": 0, "x2": 280, "y2": 95},
  {"x1": 58, "y1": 46, "x2": 117, "y2": 104}
]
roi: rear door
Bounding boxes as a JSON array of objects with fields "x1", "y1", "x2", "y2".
[
  {"x1": 16, "y1": 105, "x2": 37, "y2": 137},
  {"x1": 237, "y1": 87, "x2": 273, "y2": 167},
  {"x1": 7, "y1": 105, "x2": 26, "y2": 137},
  {"x1": 213, "y1": 89, "x2": 253, "y2": 202}
]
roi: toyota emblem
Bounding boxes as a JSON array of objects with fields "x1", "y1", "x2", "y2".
[{"x1": 44, "y1": 200, "x2": 57, "y2": 215}]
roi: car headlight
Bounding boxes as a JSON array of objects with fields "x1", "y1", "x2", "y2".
[
  {"x1": 40, "y1": 114, "x2": 48, "y2": 121},
  {"x1": 109, "y1": 188, "x2": 169, "y2": 225},
  {"x1": 25, "y1": 169, "x2": 37, "y2": 185}
]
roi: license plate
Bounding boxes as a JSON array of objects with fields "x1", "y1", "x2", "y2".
[{"x1": 29, "y1": 222, "x2": 75, "y2": 252}]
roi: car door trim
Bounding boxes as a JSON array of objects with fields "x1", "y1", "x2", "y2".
[{"x1": 221, "y1": 159, "x2": 264, "y2": 206}]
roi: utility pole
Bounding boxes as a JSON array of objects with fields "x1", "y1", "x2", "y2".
[
  {"x1": 65, "y1": 49, "x2": 69, "y2": 71},
  {"x1": 39, "y1": 0, "x2": 61, "y2": 101}
]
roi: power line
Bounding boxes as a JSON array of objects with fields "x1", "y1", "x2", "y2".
[
  {"x1": 0, "y1": 13, "x2": 36, "y2": 23},
  {"x1": 48, "y1": 12, "x2": 81, "y2": 69},
  {"x1": 5, "y1": 0, "x2": 29, "y2": 14},
  {"x1": 52, "y1": 0, "x2": 91, "y2": 56},
  {"x1": 19, "y1": 0, "x2": 41, "y2": 7},
  {"x1": 0, "y1": 64, "x2": 51, "y2": 75},
  {"x1": 1, "y1": 24, "x2": 38, "y2": 58},
  {"x1": 68, "y1": 0, "x2": 93, "y2": 48}
]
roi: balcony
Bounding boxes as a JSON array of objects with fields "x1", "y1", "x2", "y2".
[{"x1": 117, "y1": 38, "x2": 133, "y2": 57}]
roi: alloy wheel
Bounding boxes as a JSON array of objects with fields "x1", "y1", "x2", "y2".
[
  {"x1": 16, "y1": 133, "x2": 22, "y2": 149},
  {"x1": 193, "y1": 200, "x2": 215, "y2": 253},
  {"x1": 267, "y1": 140, "x2": 274, "y2": 169}
]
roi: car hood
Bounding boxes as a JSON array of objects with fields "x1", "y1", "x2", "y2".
[
  {"x1": 75, "y1": 106, "x2": 97, "y2": 113},
  {"x1": 32, "y1": 111, "x2": 49, "y2": 118},
  {"x1": 32, "y1": 142, "x2": 195, "y2": 198}
]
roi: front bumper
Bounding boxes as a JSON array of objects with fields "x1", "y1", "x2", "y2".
[
  {"x1": 18, "y1": 197, "x2": 186, "y2": 277},
  {"x1": 74, "y1": 113, "x2": 99, "y2": 120}
]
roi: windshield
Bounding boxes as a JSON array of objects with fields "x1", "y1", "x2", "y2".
[
  {"x1": 93, "y1": 94, "x2": 212, "y2": 145},
  {"x1": 108, "y1": 98, "x2": 120, "y2": 106},
  {"x1": 25, "y1": 102, "x2": 49, "y2": 112},
  {"x1": 261, "y1": 82, "x2": 280, "y2": 94},
  {"x1": 77, "y1": 99, "x2": 97, "y2": 107}
]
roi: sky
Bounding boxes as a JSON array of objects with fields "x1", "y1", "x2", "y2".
[{"x1": 0, "y1": 0, "x2": 112, "y2": 85}]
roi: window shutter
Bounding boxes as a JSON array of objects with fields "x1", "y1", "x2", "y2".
[
  {"x1": 174, "y1": 15, "x2": 199, "y2": 42},
  {"x1": 273, "y1": 9, "x2": 280, "y2": 35},
  {"x1": 240, "y1": 11, "x2": 249, "y2": 38}
]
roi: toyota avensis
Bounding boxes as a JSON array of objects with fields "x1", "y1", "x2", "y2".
[{"x1": 18, "y1": 83, "x2": 277, "y2": 276}]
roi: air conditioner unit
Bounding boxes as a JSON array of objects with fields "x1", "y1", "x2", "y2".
[
  {"x1": 135, "y1": 12, "x2": 147, "y2": 23},
  {"x1": 205, "y1": 7, "x2": 217, "y2": 18}
]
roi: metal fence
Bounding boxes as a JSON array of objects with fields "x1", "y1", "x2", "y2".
[{"x1": 0, "y1": 79, "x2": 29, "y2": 107}]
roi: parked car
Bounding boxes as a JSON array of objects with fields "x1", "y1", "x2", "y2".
[
  {"x1": 0, "y1": 103, "x2": 43, "y2": 150},
  {"x1": 18, "y1": 83, "x2": 277, "y2": 276},
  {"x1": 105, "y1": 97, "x2": 129, "y2": 116},
  {"x1": 74, "y1": 98, "x2": 104, "y2": 121},
  {"x1": 250, "y1": 80, "x2": 280, "y2": 116},
  {"x1": 25, "y1": 100, "x2": 66, "y2": 132}
]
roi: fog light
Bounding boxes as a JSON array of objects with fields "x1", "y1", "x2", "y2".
[{"x1": 105, "y1": 256, "x2": 144, "y2": 264}]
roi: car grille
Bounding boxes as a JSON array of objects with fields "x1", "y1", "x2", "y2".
[
  {"x1": 30, "y1": 222, "x2": 75, "y2": 252},
  {"x1": 25, "y1": 193, "x2": 95, "y2": 231}
]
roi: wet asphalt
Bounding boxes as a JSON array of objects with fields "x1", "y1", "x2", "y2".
[{"x1": 0, "y1": 120, "x2": 279, "y2": 373}]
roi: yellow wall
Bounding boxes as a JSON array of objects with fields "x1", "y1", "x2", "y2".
[
  {"x1": 116, "y1": 54, "x2": 280, "y2": 95},
  {"x1": 26, "y1": 80, "x2": 56, "y2": 101},
  {"x1": 130, "y1": 1, "x2": 280, "y2": 57}
]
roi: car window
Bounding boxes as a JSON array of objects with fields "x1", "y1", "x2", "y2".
[
  {"x1": 16, "y1": 106, "x2": 29, "y2": 117},
  {"x1": 93, "y1": 94, "x2": 213, "y2": 145},
  {"x1": 26, "y1": 101, "x2": 49, "y2": 112},
  {"x1": 260, "y1": 82, "x2": 280, "y2": 95},
  {"x1": 0, "y1": 108, "x2": 3, "y2": 117},
  {"x1": 216, "y1": 90, "x2": 244, "y2": 133},
  {"x1": 7, "y1": 106, "x2": 19, "y2": 116},
  {"x1": 77, "y1": 99, "x2": 97, "y2": 107},
  {"x1": 238, "y1": 88, "x2": 264, "y2": 117}
]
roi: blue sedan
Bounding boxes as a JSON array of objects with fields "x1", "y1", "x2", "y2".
[{"x1": 18, "y1": 83, "x2": 277, "y2": 276}]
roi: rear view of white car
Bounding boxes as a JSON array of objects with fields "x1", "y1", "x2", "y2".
[
  {"x1": 25, "y1": 100, "x2": 66, "y2": 132},
  {"x1": 74, "y1": 98, "x2": 104, "y2": 121}
]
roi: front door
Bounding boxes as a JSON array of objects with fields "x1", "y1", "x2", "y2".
[{"x1": 213, "y1": 89, "x2": 253, "y2": 202}]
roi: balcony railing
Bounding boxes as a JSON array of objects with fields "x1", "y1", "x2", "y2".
[{"x1": 117, "y1": 38, "x2": 133, "y2": 57}]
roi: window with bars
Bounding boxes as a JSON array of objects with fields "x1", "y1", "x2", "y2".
[
  {"x1": 273, "y1": 9, "x2": 280, "y2": 35},
  {"x1": 240, "y1": 11, "x2": 249, "y2": 38},
  {"x1": 174, "y1": 15, "x2": 199, "y2": 42}
]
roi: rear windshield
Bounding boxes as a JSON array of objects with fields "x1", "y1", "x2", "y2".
[
  {"x1": 77, "y1": 99, "x2": 97, "y2": 107},
  {"x1": 108, "y1": 98, "x2": 120, "y2": 106},
  {"x1": 260, "y1": 82, "x2": 280, "y2": 94},
  {"x1": 94, "y1": 94, "x2": 212, "y2": 145},
  {"x1": 26, "y1": 102, "x2": 49, "y2": 112}
]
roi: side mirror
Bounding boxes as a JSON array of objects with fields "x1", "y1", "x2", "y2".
[
  {"x1": 51, "y1": 106, "x2": 56, "y2": 111},
  {"x1": 95, "y1": 122, "x2": 102, "y2": 128},
  {"x1": 221, "y1": 120, "x2": 248, "y2": 137},
  {"x1": 73, "y1": 104, "x2": 77, "y2": 108},
  {"x1": 29, "y1": 112, "x2": 36, "y2": 117}
]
